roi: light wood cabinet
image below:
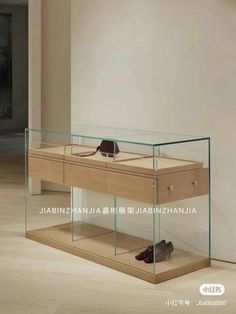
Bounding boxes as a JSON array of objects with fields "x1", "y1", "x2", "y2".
[
  {"x1": 28, "y1": 155, "x2": 64, "y2": 184},
  {"x1": 64, "y1": 162, "x2": 107, "y2": 193},
  {"x1": 28, "y1": 146, "x2": 208, "y2": 204}
]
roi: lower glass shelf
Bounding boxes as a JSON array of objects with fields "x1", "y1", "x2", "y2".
[{"x1": 26, "y1": 222, "x2": 210, "y2": 284}]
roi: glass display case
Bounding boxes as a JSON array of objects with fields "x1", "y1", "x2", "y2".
[{"x1": 25, "y1": 125, "x2": 211, "y2": 283}]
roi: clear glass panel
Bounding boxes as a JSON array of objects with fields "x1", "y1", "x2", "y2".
[
  {"x1": 113, "y1": 143, "x2": 158, "y2": 276},
  {"x1": 28, "y1": 124, "x2": 209, "y2": 147},
  {"x1": 154, "y1": 139, "x2": 210, "y2": 276},
  {"x1": 114, "y1": 197, "x2": 155, "y2": 270},
  {"x1": 71, "y1": 190, "x2": 114, "y2": 242},
  {"x1": 0, "y1": 14, "x2": 12, "y2": 119},
  {"x1": 25, "y1": 130, "x2": 72, "y2": 236},
  {"x1": 69, "y1": 136, "x2": 114, "y2": 256},
  {"x1": 25, "y1": 179, "x2": 71, "y2": 236},
  {"x1": 153, "y1": 146, "x2": 158, "y2": 274}
]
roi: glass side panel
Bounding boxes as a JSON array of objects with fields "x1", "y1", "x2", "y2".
[
  {"x1": 27, "y1": 124, "x2": 209, "y2": 147},
  {"x1": 154, "y1": 139, "x2": 210, "y2": 275}
]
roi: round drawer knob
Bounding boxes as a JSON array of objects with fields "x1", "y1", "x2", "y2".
[
  {"x1": 168, "y1": 185, "x2": 174, "y2": 191},
  {"x1": 192, "y1": 180, "x2": 198, "y2": 186}
]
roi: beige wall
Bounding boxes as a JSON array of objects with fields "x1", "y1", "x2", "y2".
[
  {"x1": 29, "y1": 0, "x2": 71, "y2": 193},
  {"x1": 28, "y1": 0, "x2": 40, "y2": 131},
  {"x1": 28, "y1": 0, "x2": 41, "y2": 195},
  {"x1": 41, "y1": 0, "x2": 71, "y2": 131},
  {"x1": 41, "y1": 0, "x2": 71, "y2": 192},
  {"x1": 29, "y1": 0, "x2": 71, "y2": 132},
  {"x1": 0, "y1": 4, "x2": 28, "y2": 131},
  {"x1": 71, "y1": 0, "x2": 236, "y2": 262}
]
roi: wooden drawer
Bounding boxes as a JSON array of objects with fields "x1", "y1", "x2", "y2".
[
  {"x1": 64, "y1": 163, "x2": 106, "y2": 193},
  {"x1": 28, "y1": 150, "x2": 209, "y2": 205},
  {"x1": 106, "y1": 171, "x2": 154, "y2": 203},
  {"x1": 157, "y1": 168, "x2": 209, "y2": 204},
  {"x1": 28, "y1": 156, "x2": 64, "y2": 184}
]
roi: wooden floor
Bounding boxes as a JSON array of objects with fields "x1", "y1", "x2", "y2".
[{"x1": 0, "y1": 133, "x2": 236, "y2": 313}]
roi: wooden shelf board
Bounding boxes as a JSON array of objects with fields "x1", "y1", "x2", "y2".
[{"x1": 26, "y1": 222, "x2": 210, "y2": 284}]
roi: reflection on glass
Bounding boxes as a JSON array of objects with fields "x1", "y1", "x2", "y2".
[{"x1": 0, "y1": 14, "x2": 12, "y2": 119}]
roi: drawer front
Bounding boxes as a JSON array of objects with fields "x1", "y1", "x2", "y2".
[
  {"x1": 157, "y1": 168, "x2": 209, "y2": 204},
  {"x1": 64, "y1": 163, "x2": 106, "y2": 193},
  {"x1": 106, "y1": 171, "x2": 154, "y2": 203},
  {"x1": 28, "y1": 156, "x2": 64, "y2": 184}
]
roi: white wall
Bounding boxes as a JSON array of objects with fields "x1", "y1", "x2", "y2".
[{"x1": 71, "y1": 0, "x2": 236, "y2": 262}]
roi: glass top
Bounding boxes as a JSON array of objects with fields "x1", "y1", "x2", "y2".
[{"x1": 26, "y1": 124, "x2": 209, "y2": 147}]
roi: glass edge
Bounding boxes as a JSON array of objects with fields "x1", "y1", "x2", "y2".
[
  {"x1": 25, "y1": 128, "x2": 210, "y2": 147},
  {"x1": 24, "y1": 129, "x2": 29, "y2": 236},
  {"x1": 208, "y1": 138, "x2": 211, "y2": 259}
]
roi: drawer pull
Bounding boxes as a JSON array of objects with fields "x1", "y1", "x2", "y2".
[
  {"x1": 192, "y1": 180, "x2": 198, "y2": 186},
  {"x1": 168, "y1": 185, "x2": 174, "y2": 191}
]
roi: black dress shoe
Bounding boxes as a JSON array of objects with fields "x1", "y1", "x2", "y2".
[
  {"x1": 144, "y1": 241, "x2": 174, "y2": 263},
  {"x1": 135, "y1": 240, "x2": 166, "y2": 261}
]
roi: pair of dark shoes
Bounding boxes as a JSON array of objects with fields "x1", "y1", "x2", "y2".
[{"x1": 135, "y1": 240, "x2": 174, "y2": 263}]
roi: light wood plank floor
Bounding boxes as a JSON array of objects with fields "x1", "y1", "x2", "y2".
[{"x1": 0, "y1": 133, "x2": 235, "y2": 314}]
